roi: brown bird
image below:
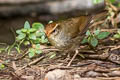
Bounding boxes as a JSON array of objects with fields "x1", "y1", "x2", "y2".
[{"x1": 45, "y1": 12, "x2": 106, "y2": 51}]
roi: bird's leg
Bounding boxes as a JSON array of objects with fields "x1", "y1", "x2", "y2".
[{"x1": 67, "y1": 49, "x2": 79, "y2": 67}]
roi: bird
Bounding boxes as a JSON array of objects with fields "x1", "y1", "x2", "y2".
[{"x1": 45, "y1": 12, "x2": 107, "y2": 51}]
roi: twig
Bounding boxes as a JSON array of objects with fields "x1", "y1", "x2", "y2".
[
  {"x1": 90, "y1": 20, "x2": 105, "y2": 28},
  {"x1": 109, "y1": 1, "x2": 118, "y2": 12},
  {"x1": 111, "y1": 45, "x2": 120, "y2": 50},
  {"x1": 42, "y1": 48, "x2": 61, "y2": 52},
  {"x1": 101, "y1": 29, "x2": 117, "y2": 32},
  {"x1": 78, "y1": 49, "x2": 95, "y2": 54},
  {"x1": 13, "y1": 50, "x2": 29, "y2": 61},
  {"x1": 97, "y1": 45, "x2": 117, "y2": 50},
  {"x1": 18, "y1": 56, "x2": 45, "y2": 70}
]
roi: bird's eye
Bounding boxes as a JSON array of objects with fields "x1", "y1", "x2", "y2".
[
  {"x1": 51, "y1": 28, "x2": 58, "y2": 35},
  {"x1": 50, "y1": 24, "x2": 60, "y2": 36},
  {"x1": 52, "y1": 28, "x2": 56, "y2": 33},
  {"x1": 51, "y1": 26, "x2": 60, "y2": 36}
]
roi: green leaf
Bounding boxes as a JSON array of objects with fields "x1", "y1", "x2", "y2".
[
  {"x1": 23, "y1": 41, "x2": 30, "y2": 46},
  {"x1": 35, "y1": 49, "x2": 42, "y2": 54},
  {"x1": 43, "y1": 38, "x2": 48, "y2": 43},
  {"x1": 29, "y1": 48, "x2": 35, "y2": 53},
  {"x1": 29, "y1": 33, "x2": 36, "y2": 40},
  {"x1": 0, "y1": 64, "x2": 5, "y2": 69},
  {"x1": 81, "y1": 37, "x2": 88, "y2": 44},
  {"x1": 93, "y1": 0, "x2": 103, "y2": 4},
  {"x1": 86, "y1": 30, "x2": 91, "y2": 36},
  {"x1": 15, "y1": 47, "x2": 21, "y2": 53},
  {"x1": 35, "y1": 44, "x2": 41, "y2": 49},
  {"x1": 40, "y1": 36, "x2": 48, "y2": 43},
  {"x1": 34, "y1": 38, "x2": 41, "y2": 44},
  {"x1": 27, "y1": 30, "x2": 30, "y2": 34},
  {"x1": 24, "y1": 21, "x2": 30, "y2": 29},
  {"x1": 29, "y1": 52, "x2": 35, "y2": 58},
  {"x1": 21, "y1": 28, "x2": 27, "y2": 33},
  {"x1": 32, "y1": 23, "x2": 44, "y2": 30},
  {"x1": 29, "y1": 28, "x2": 37, "y2": 32},
  {"x1": 113, "y1": 34, "x2": 120, "y2": 38},
  {"x1": 97, "y1": 32, "x2": 110, "y2": 39},
  {"x1": 0, "y1": 48, "x2": 5, "y2": 53},
  {"x1": 87, "y1": 36, "x2": 91, "y2": 42},
  {"x1": 41, "y1": 35, "x2": 45, "y2": 40},
  {"x1": 118, "y1": 3, "x2": 120, "y2": 7},
  {"x1": 90, "y1": 37, "x2": 98, "y2": 47},
  {"x1": 28, "y1": 48, "x2": 35, "y2": 58},
  {"x1": 109, "y1": 0, "x2": 115, "y2": 3},
  {"x1": 36, "y1": 32, "x2": 45, "y2": 37},
  {"x1": 16, "y1": 33, "x2": 26, "y2": 40},
  {"x1": 94, "y1": 29, "x2": 100, "y2": 35},
  {"x1": 16, "y1": 29, "x2": 22, "y2": 34}
]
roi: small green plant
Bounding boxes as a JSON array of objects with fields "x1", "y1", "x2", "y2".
[
  {"x1": 93, "y1": 0, "x2": 104, "y2": 4},
  {"x1": 109, "y1": 0, "x2": 116, "y2": 3},
  {"x1": 113, "y1": 29, "x2": 120, "y2": 39},
  {"x1": 28, "y1": 44, "x2": 42, "y2": 58},
  {"x1": 0, "y1": 48, "x2": 6, "y2": 53},
  {"x1": 16, "y1": 21, "x2": 48, "y2": 58},
  {"x1": 16, "y1": 21, "x2": 48, "y2": 45},
  {"x1": 93, "y1": 0, "x2": 116, "y2": 4},
  {"x1": 81, "y1": 29, "x2": 110, "y2": 47},
  {"x1": 7, "y1": 21, "x2": 48, "y2": 58},
  {"x1": 0, "y1": 63, "x2": 5, "y2": 70}
]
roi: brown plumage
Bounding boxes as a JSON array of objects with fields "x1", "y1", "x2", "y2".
[{"x1": 45, "y1": 12, "x2": 107, "y2": 50}]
